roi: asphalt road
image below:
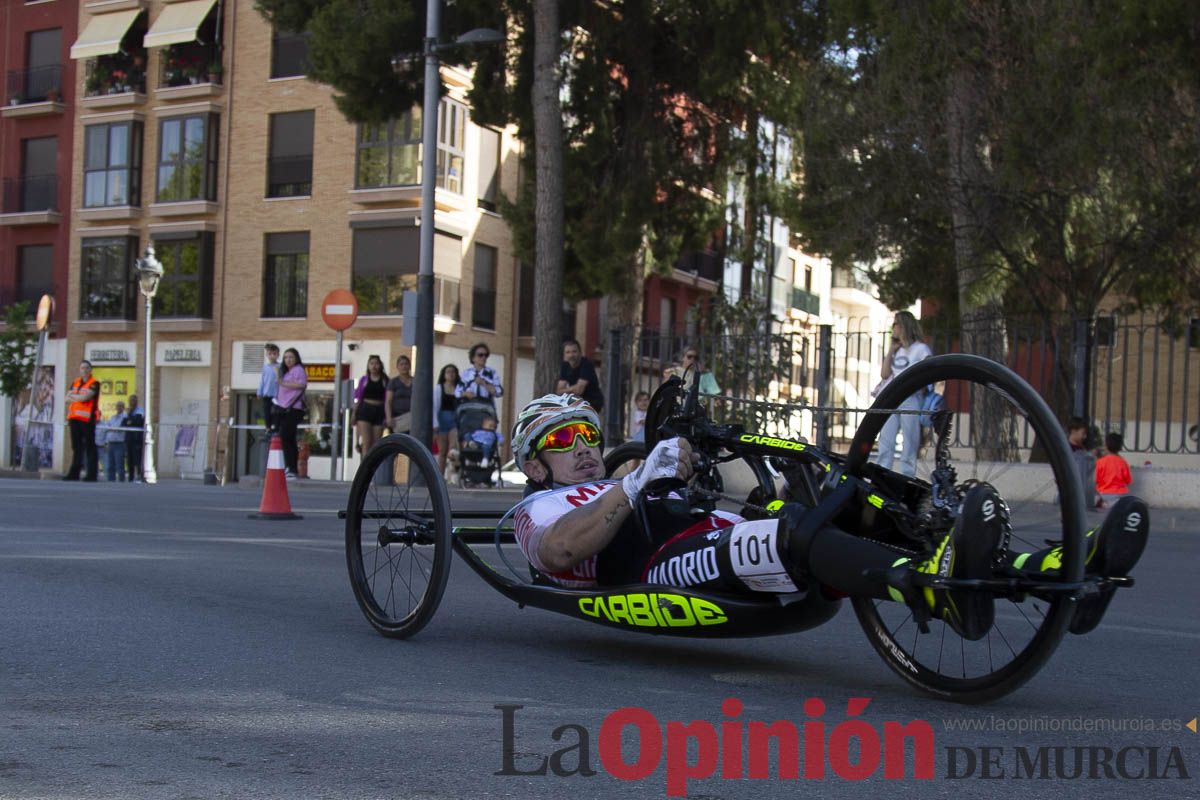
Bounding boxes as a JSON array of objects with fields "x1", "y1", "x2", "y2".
[{"x1": 1, "y1": 478, "x2": 1197, "y2": 799}]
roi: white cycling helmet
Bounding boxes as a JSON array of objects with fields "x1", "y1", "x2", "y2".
[{"x1": 511, "y1": 393, "x2": 602, "y2": 469}]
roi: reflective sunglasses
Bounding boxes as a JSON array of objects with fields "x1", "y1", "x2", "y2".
[{"x1": 536, "y1": 421, "x2": 603, "y2": 453}]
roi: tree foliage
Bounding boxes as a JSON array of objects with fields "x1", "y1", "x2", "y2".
[
  {"x1": 793, "y1": 0, "x2": 1200, "y2": 328},
  {"x1": 0, "y1": 303, "x2": 36, "y2": 400}
]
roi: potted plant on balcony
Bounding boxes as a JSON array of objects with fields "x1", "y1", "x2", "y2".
[
  {"x1": 206, "y1": 60, "x2": 223, "y2": 83},
  {"x1": 47, "y1": 88, "x2": 61, "y2": 102},
  {"x1": 110, "y1": 70, "x2": 129, "y2": 93}
]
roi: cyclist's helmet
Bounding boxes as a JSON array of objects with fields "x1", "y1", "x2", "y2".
[{"x1": 511, "y1": 393, "x2": 602, "y2": 470}]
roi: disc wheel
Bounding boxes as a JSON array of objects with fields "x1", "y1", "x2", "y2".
[
  {"x1": 345, "y1": 434, "x2": 452, "y2": 638},
  {"x1": 845, "y1": 354, "x2": 1085, "y2": 704}
]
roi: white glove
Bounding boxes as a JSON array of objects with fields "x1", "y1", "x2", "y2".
[{"x1": 621, "y1": 437, "x2": 690, "y2": 506}]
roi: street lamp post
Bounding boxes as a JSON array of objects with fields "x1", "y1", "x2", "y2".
[
  {"x1": 136, "y1": 245, "x2": 163, "y2": 485},
  {"x1": 409, "y1": 8, "x2": 505, "y2": 449}
]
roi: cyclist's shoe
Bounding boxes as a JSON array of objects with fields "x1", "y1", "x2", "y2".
[
  {"x1": 913, "y1": 483, "x2": 1005, "y2": 641},
  {"x1": 1070, "y1": 496, "x2": 1149, "y2": 635}
]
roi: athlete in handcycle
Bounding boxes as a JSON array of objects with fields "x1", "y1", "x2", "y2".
[{"x1": 344, "y1": 353, "x2": 1150, "y2": 703}]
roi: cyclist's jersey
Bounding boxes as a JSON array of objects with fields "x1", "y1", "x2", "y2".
[{"x1": 513, "y1": 480, "x2": 744, "y2": 588}]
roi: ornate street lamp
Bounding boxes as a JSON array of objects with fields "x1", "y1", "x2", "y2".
[{"x1": 136, "y1": 244, "x2": 163, "y2": 485}]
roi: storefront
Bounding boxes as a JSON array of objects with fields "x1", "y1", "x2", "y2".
[{"x1": 154, "y1": 341, "x2": 213, "y2": 479}]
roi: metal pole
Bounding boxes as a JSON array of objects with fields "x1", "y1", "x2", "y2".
[
  {"x1": 816, "y1": 324, "x2": 833, "y2": 451},
  {"x1": 331, "y1": 329, "x2": 343, "y2": 482},
  {"x1": 411, "y1": 0, "x2": 441, "y2": 450},
  {"x1": 20, "y1": 329, "x2": 47, "y2": 471},
  {"x1": 1072, "y1": 317, "x2": 1091, "y2": 423},
  {"x1": 143, "y1": 294, "x2": 158, "y2": 484}
]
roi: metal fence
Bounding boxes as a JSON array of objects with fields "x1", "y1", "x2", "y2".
[{"x1": 603, "y1": 315, "x2": 1200, "y2": 456}]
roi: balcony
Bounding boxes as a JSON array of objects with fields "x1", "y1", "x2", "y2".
[
  {"x1": 791, "y1": 286, "x2": 821, "y2": 316},
  {"x1": 2, "y1": 66, "x2": 65, "y2": 118},
  {"x1": 674, "y1": 249, "x2": 723, "y2": 285},
  {"x1": 82, "y1": 54, "x2": 147, "y2": 108},
  {"x1": 831, "y1": 266, "x2": 878, "y2": 310},
  {"x1": 0, "y1": 176, "x2": 61, "y2": 226},
  {"x1": 0, "y1": 285, "x2": 58, "y2": 316},
  {"x1": 156, "y1": 43, "x2": 223, "y2": 99}
]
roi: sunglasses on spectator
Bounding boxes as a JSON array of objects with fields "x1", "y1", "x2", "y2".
[
  {"x1": 474, "y1": 351, "x2": 490, "y2": 359},
  {"x1": 536, "y1": 421, "x2": 603, "y2": 453}
]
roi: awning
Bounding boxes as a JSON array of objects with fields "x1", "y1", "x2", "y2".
[
  {"x1": 70, "y1": 9, "x2": 143, "y2": 60},
  {"x1": 144, "y1": 0, "x2": 218, "y2": 49}
]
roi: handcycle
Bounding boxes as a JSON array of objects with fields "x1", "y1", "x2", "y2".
[{"x1": 344, "y1": 353, "x2": 1133, "y2": 704}]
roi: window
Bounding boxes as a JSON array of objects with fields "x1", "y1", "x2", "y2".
[
  {"x1": 436, "y1": 99, "x2": 466, "y2": 193},
  {"x1": 355, "y1": 99, "x2": 467, "y2": 192},
  {"x1": 267, "y1": 111, "x2": 314, "y2": 197},
  {"x1": 81, "y1": 237, "x2": 137, "y2": 320},
  {"x1": 156, "y1": 114, "x2": 218, "y2": 202},
  {"x1": 84, "y1": 122, "x2": 142, "y2": 208},
  {"x1": 472, "y1": 244, "x2": 497, "y2": 329},
  {"x1": 20, "y1": 28, "x2": 62, "y2": 102},
  {"x1": 17, "y1": 245, "x2": 54, "y2": 307},
  {"x1": 10, "y1": 137, "x2": 57, "y2": 212},
  {"x1": 263, "y1": 232, "x2": 309, "y2": 318},
  {"x1": 152, "y1": 233, "x2": 214, "y2": 318},
  {"x1": 270, "y1": 28, "x2": 309, "y2": 78},
  {"x1": 351, "y1": 226, "x2": 419, "y2": 314},
  {"x1": 476, "y1": 127, "x2": 500, "y2": 210},
  {"x1": 356, "y1": 114, "x2": 420, "y2": 188}
]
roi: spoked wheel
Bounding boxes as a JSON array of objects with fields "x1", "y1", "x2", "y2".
[
  {"x1": 845, "y1": 354, "x2": 1085, "y2": 704},
  {"x1": 345, "y1": 434, "x2": 452, "y2": 638}
]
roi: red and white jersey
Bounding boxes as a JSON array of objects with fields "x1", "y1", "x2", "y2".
[{"x1": 513, "y1": 480, "x2": 743, "y2": 588}]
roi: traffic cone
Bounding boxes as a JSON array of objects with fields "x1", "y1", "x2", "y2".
[{"x1": 248, "y1": 434, "x2": 302, "y2": 520}]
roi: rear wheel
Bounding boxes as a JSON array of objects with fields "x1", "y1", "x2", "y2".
[
  {"x1": 345, "y1": 434, "x2": 452, "y2": 638},
  {"x1": 846, "y1": 354, "x2": 1085, "y2": 703}
]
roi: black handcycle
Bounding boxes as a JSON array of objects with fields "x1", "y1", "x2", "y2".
[{"x1": 345, "y1": 354, "x2": 1133, "y2": 704}]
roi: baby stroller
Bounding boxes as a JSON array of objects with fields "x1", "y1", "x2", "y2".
[{"x1": 454, "y1": 401, "x2": 503, "y2": 488}]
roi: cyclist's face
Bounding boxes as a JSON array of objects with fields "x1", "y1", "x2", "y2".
[{"x1": 538, "y1": 435, "x2": 603, "y2": 483}]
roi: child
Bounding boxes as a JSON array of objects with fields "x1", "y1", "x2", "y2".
[
  {"x1": 469, "y1": 416, "x2": 504, "y2": 466},
  {"x1": 258, "y1": 343, "x2": 281, "y2": 431},
  {"x1": 631, "y1": 391, "x2": 650, "y2": 442},
  {"x1": 1096, "y1": 432, "x2": 1133, "y2": 509},
  {"x1": 1067, "y1": 417, "x2": 1098, "y2": 509}
]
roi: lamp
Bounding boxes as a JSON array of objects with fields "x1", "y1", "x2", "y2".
[{"x1": 135, "y1": 244, "x2": 162, "y2": 484}]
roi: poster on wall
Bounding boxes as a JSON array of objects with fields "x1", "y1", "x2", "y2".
[
  {"x1": 92, "y1": 367, "x2": 136, "y2": 422},
  {"x1": 11, "y1": 366, "x2": 56, "y2": 468}
]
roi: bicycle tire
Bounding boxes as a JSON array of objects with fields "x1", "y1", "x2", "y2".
[
  {"x1": 846, "y1": 354, "x2": 1085, "y2": 704},
  {"x1": 604, "y1": 441, "x2": 778, "y2": 513},
  {"x1": 345, "y1": 434, "x2": 452, "y2": 639}
]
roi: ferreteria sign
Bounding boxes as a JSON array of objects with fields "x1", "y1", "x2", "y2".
[
  {"x1": 156, "y1": 341, "x2": 211, "y2": 367},
  {"x1": 84, "y1": 342, "x2": 136, "y2": 365}
]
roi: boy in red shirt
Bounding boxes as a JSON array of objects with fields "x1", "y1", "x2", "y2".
[{"x1": 1096, "y1": 432, "x2": 1133, "y2": 509}]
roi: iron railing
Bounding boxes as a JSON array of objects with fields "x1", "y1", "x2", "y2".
[
  {"x1": 2, "y1": 175, "x2": 58, "y2": 214},
  {"x1": 601, "y1": 315, "x2": 1200, "y2": 456},
  {"x1": 5, "y1": 65, "x2": 62, "y2": 104}
]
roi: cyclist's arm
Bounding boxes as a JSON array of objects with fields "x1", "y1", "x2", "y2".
[{"x1": 537, "y1": 487, "x2": 631, "y2": 572}]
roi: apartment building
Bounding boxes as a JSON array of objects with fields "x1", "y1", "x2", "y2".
[
  {"x1": 63, "y1": 0, "x2": 522, "y2": 479},
  {"x1": 1, "y1": 0, "x2": 78, "y2": 468}
]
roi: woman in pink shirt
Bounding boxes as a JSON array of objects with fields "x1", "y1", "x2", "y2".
[{"x1": 272, "y1": 348, "x2": 308, "y2": 478}]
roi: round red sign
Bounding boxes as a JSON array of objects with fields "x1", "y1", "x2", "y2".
[{"x1": 321, "y1": 289, "x2": 359, "y2": 332}]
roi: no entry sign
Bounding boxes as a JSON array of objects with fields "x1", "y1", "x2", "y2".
[{"x1": 321, "y1": 289, "x2": 359, "y2": 331}]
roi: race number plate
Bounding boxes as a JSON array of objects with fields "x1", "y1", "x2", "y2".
[{"x1": 729, "y1": 520, "x2": 798, "y2": 593}]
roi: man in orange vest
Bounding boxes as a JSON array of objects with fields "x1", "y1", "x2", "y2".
[{"x1": 64, "y1": 360, "x2": 100, "y2": 481}]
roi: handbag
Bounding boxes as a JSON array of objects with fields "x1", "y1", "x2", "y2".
[{"x1": 390, "y1": 412, "x2": 412, "y2": 433}]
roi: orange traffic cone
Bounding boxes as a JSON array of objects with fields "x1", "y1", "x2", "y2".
[{"x1": 248, "y1": 434, "x2": 302, "y2": 520}]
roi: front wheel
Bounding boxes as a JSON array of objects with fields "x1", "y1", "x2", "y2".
[
  {"x1": 345, "y1": 434, "x2": 452, "y2": 638},
  {"x1": 846, "y1": 354, "x2": 1085, "y2": 704},
  {"x1": 604, "y1": 441, "x2": 778, "y2": 516}
]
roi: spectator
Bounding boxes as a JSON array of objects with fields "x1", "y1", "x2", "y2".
[
  {"x1": 875, "y1": 311, "x2": 933, "y2": 476},
  {"x1": 95, "y1": 412, "x2": 110, "y2": 480},
  {"x1": 432, "y1": 364, "x2": 463, "y2": 474},
  {"x1": 664, "y1": 348, "x2": 720, "y2": 396},
  {"x1": 125, "y1": 394, "x2": 144, "y2": 483},
  {"x1": 468, "y1": 415, "x2": 504, "y2": 467},
  {"x1": 353, "y1": 355, "x2": 389, "y2": 455},
  {"x1": 1067, "y1": 417, "x2": 1098, "y2": 508},
  {"x1": 105, "y1": 401, "x2": 128, "y2": 482},
  {"x1": 458, "y1": 343, "x2": 503, "y2": 407},
  {"x1": 257, "y1": 343, "x2": 281, "y2": 431},
  {"x1": 385, "y1": 354, "x2": 414, "y2": 435},
  {"x1": 630, "y1": 390, "x2": 650, "y2": 442},
  {"x1": 64, "y1": 360, "x2": 100, "y2": 481},
  {"x1": 557, "y1": 338, "x2": 605, "y2": 413},
  {"x1": 273, "y1": 348, "x2": 307, "y2": 479},
  {"x1": 1096, "y1": 432, "x2": 1133, "y2": 509}
]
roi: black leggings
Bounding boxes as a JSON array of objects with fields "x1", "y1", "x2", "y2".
[{"x1": 276, "y1": 407, "x2": 304, "y2": 473}]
